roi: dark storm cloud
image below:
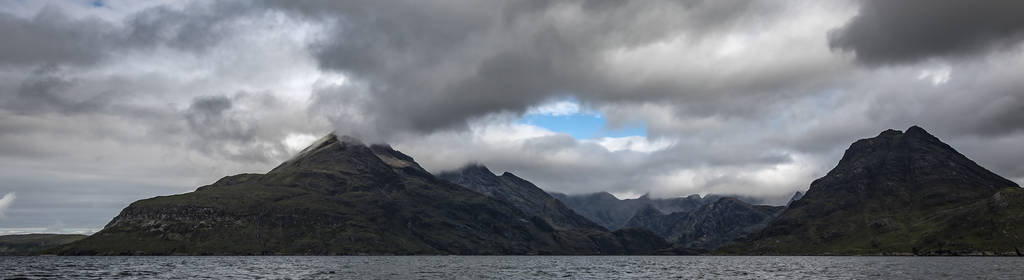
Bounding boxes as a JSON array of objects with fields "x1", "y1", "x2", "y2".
[
  {"x1": 4, "y1": 65, "x2": 111, "y2": 114},
  {"x1": 124, "y1": 1, "x2": 256, "y2": 53},
  {"x1": 268, "y1": 0, "x2": 781, "y2": 134},
  {"x1": 182, "y1": 93, "x2": 304, "y2": 163},
  {"x1": 185, "y1": 95, "x2": 240, "y2": 139},
  {"x1": 829, "y1": 0, "x2": 1024, "y2": 65},
  {"x1": 0, "y1": 8, "x2": 114, "y2": 66},
  {"x1": 0, "y1": 1, "x2": 255, "y2": 67}
]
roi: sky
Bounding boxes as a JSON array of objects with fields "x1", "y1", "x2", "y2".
[{"x1": 1, "y1": 0, "x2": 1023, "y2": 234}]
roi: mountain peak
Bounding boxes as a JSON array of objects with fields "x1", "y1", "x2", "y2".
[
  {"x1": 439, "y1": 164, "x2": 498, "y2": 181},
  {"x1": 903, "y1": 125, "x2": 942, "y2": 142},
  {"x1": 286, "y1": 133, "x2": 364, "y2": 161},
  {"x1": 462, "y1": 163, "x2": 495, "y2": 176},
  {"x1": 905, "y1": 125, "x2": 927, "y2": 135},
  {"x1": 270, "y1": 133, "x2": 425, "y2": 174},
  {"x1": 594, "y1": 191, "x2": 620, "y2": 201},
  {"x1": 826, "y1": 126, "x2": 1017, "y2": 195},
  {"x1": 437, "y1": 164, "x2": 500, "y2": 191},
  {"x1": 877, "y1": 128, "x2": 903, "y2": 137},
  {"x1": 324, "y1": 133, "x2": 364, "y2": 144},
  {"x1": 872, "y1": 126, "x2": 938, "y2": 141},
  {"x1": 729, "y1": 126, "x2": 1020, "y2": 254}
]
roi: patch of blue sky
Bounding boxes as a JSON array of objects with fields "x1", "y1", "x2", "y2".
[{"x1": 519, "y1": 105, "x2": 646, "y2": 139}]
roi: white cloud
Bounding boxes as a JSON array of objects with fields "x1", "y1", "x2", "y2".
[
  {"x1": 917, "y1": 64, "x2": 952, "y2": 86},
  {"x1": 282, "y1": 133, "x2": 319, "y2": 153},
  {"x1": 0, "y1": 192, "x2": 15, "y2": 218},
  {"x1": 525, "y1": 99, "x2": 589, "y2": 116},
  {"x1": 587, "y1": 136, "x2": 676, "y2": 153}
]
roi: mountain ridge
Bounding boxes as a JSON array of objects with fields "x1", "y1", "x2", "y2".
[
  {"x1": 437, "y1": 164, "x2": 606, "y2": 231},
  {"x1": 721, "y1": 126, "x2": 1022, "y2": 255},
  {"x1": 56, "y1": 133, "x2": 669, "y2": 255}
]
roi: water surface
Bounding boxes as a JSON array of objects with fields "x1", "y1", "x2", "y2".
[{"x1": 2, "y1": 256, "x2": 1023, "y2": 279}]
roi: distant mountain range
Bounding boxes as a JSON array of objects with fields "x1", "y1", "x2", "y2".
[
  {"x1": 40, "y1": 126, "x2": 1022, "y2": 255},
  {"x1": 56, "y1": 135, "x2": 669, "y2": 255},
  {"x1": 437, "y1": 164, "x2": 778, "y2": 253}
]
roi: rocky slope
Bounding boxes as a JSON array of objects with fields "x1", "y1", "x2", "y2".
[
  {"x1": 441, "y1": 164, "x2": 778, "y2": 251},
  {"x1": 438, "y1": 164, "x2": 604, "y2": 230},
  {"x1": 721, "y1": 126, "x2": 1023, "y2": 255},
  {"x1": 56, "y1": 134, "x2": 668, "y2": 255},
  {"x1": 623, "y1": 198, "x2": 783, "y2": 250},
  {"x1": 0, "y1": 234, "x2": 86, "y2": 255}
]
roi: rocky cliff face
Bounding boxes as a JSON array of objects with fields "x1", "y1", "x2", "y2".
[
  {"x1": 57, "y1": 134, "x2": 669, "y2": 255},
  {"x1": 722, "y1": 126, "x2": 1023, "y2": 255},
  {"x1": 624, "y1": 198, "x2": 783, "y2": 250}
]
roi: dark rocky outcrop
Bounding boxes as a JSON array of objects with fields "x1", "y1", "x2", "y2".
[
  {"x1": 0, "y1": 234, "x2": 86, "y2": 255},
  {"x1": 721, "y1": 126, "x2": 1023, "y2": 255},
  {"x1": 56, "y1": 134, "x2": 670, "y2": 255}
]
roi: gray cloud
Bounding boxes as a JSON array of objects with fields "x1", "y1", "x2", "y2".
[
  {"x1": 0, "y1": 8, "x2": 114, "y2": 66},
  {"x1": 0, "y1": 1, "x2": 331, "y2": 233},
  {"x1": 185, "y1": 95, "x2": 249, "y2": 141},
  {"x1": 4, "y1": 65, "x2": 114, "y2": 115},
  {"x1": 0, "y1": 192, "x2": 14, "y2": 218},
  {"x1": 124, "y1": 1, "x2": 257, "y2": 53},
  {"x1": 271, "y1": 0, "x2": 791, "y2": 134},
  {"x1": 0, "y1": 1, "x2": 256, "y2": 67},
  {"x1": 830, "y1": 0, "x2": 1024, "y2": 65}
]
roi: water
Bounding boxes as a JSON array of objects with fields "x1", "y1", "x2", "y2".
[{"x1": 2, "y1": 256, "x2": 1022, "y2": 279}]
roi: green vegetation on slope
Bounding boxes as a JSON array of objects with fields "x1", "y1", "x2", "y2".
[{"x1": 0, "y1": 234, "x2": 86, "y2": 255}]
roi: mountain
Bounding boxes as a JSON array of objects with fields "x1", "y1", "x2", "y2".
[
  {"x1": 721, "y1": 126, "x2": 1023, "y2": 255},
  {"x1": 438, "y1": 164, "x2": 604, "y2": 230},
  {"x1": 0, "y1": 234, "x2": 86, "y2": 255},
  {"x1": 549, "y1": 192, "x2": 707, "y2": 230},
  {"x1": 56, "y1": 134, "x2": 668, "y2": 255},
  {"x1": 623, "y1": 198, "x2": 783, "y2": 250}
]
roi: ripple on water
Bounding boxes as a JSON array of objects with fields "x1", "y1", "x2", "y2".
[{"x1": 1, "y1": 255, "x2": 1023, "y2": 279}]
